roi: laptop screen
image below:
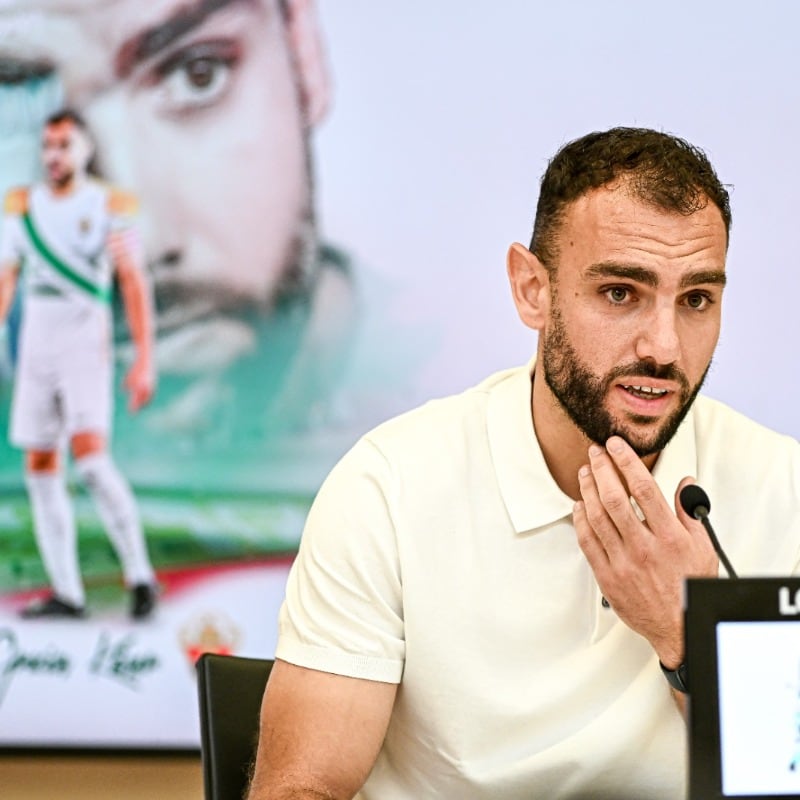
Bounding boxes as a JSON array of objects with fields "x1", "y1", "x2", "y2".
[{"x1": 686, "y1": 578, "x2": 800, "y2": 800}]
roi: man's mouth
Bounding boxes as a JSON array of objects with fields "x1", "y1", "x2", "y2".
[
  {"x1": 148, "y1": 253, "x2": 216, "y2": 333},
  {"x1": 148, "y1": 256, "x2": 268, "y2": 335},
  {"x1": 620, "y1": 384, "x2": 670, "y2": 400}
]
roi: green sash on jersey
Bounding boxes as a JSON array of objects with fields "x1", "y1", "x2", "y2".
[{"x1": 21, "y1": 209, "x2": 111, "y2": 304}]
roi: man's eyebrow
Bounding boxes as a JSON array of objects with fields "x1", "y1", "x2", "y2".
[
  {"x1": 584, "y1": 263, "x2": 659, "y2": 287},
  {"x1": 584, "y1": 262, "x2": 727, "y2": 290},
  {"x1": 0, "y1": 59, "x2": 53, "y2": 85},
  {"x1": 679, "y1": 269, "x2": 727, "y2": 289},
  {"x1": 114, "y1": 0, "x2": 249, "y2": 79}
]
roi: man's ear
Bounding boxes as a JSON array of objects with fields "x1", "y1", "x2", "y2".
[
  {"x1": 283, "y1": 0, "x2": 331, "y2": 127},
  {"x1": 507, "y1": 242, "x2": 551, "y2": 331}
]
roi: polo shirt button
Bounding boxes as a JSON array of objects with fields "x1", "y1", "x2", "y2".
[{"x1": 601, "y1": 596, "x2": 611, "y2": 609}]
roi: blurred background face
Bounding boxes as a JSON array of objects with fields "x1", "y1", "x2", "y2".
[
  {"x1": 0, "y1": 0, "x2": 318, "y2": 333},
  {"x1": 42, "y1": 120, "x2": 92, "y2": 189}
]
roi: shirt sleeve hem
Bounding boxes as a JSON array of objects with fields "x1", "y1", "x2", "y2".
[{"x1": 275, "y1": 639, "x2": 403, "y2": 684}]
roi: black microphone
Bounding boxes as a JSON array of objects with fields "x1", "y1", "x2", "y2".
[{"x1": 679, "y1": 484, "x2": 738, "y2": 578}]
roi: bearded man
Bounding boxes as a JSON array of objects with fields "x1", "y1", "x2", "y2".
[{"x1": 246, "y1": 127, "x2": 800, "y2": 800}]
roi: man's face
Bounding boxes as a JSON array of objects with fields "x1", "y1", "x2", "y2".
[
  {"x1": 41, "y1": 120, "x2": 92, "y2": 189},
  {"x1": 538, "y1": 184, "x2": 728, "y2": 456},
  {"x1": 1, "y1": 0, "x2": 323, "y2": 341}
]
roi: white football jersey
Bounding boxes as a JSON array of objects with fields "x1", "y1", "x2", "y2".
[{"x1": 0, "y1": 179, "x2": 138, "y2": 356}]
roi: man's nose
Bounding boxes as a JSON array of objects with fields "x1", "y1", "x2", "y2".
[{"x1": 634, "y1": 304, "x2": 681, "y2": 365}]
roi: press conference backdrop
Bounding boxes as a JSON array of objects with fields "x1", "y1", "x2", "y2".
[{"x1": 0, "y1": 0, "x2": 797, "y2": 749}]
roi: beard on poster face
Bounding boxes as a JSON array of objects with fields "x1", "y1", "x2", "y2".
[
  {"x1": 541, "y1": 305, "x2": 710, "y2": 458},
  {"x1": 46, "y1": 162, "x2": 72, "y2": 188},
  {"x1": 143, "y1": 205, "x2": 318, "y2": 334}
]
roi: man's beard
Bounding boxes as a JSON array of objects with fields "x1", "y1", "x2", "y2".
[
  {"x1": 541, "y1": 304, "x2": 709, "y2": 457},
  {"x1": 46, "y1": 165, "x2": 75, "y2": 190},
  {"x1": 147, "y1": 203, "x2": 319, "y2": 335}
]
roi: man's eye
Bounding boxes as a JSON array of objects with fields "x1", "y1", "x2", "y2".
[
  {"x1": 149, "y1": 40, "x2": 240, "y2": 114},
  {"x1": 684, "y1": 292, "x2": 711, "y2": 311},
  {"x1": 605, "y1": 286, "x2": 631, "y2": 304},
  {"x1": 184, "y1": 58, "x2": 223, "y2": 90}
]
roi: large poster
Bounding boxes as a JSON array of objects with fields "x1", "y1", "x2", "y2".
[
  {"x1": 0, "y1": 0, "x2": 430, "y2": 749},
  {"x1": 0, "y1": 0, "x2": 798, "y2": 748}
]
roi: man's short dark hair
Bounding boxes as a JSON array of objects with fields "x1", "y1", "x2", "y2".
[
  {"x1": 45, "y1": 108, "x2": 89, "y2": 132},
  {"x1": 529, "y1": 127, "x2": 732, "y2": 268}
]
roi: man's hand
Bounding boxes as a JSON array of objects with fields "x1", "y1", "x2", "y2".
[
  {"x1": 124, "y1": 355, "x2": 155, "y2": 412},
  {"x1": 572, "y1": 435, "x2": 718, "y2": 667}
]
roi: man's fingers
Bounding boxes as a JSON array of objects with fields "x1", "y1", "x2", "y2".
[
  {"x1": 602, "y1": 436, "x2": 673, "y2": 531},
  {"x1": 573, "y1": 498, "x2": 610, "y2": 569},
  {"x1": 587, "y1": 442, "x2": 656, "y2": 548},
  {"x1": 588, "y1": 444, "x2": 636, "y2": 515},
  {"x1": 132, "y1": 383, "x2": 153, "y2": 411},
  {"x1": 577, "y1": 463, "x2": 625, "y2": 557},
  {"x1": 124, "y1": 368, "x2": 154, "y2": 412}
]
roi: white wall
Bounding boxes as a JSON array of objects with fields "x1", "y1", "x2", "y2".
[{"x1": 316, "y1": 0, "x2": 800, "y2": 437}]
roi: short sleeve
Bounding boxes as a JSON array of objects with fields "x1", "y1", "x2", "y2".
[
  {"x1": 106, "y1": 187, "x2": 139, "y2": 232},
  {"x1": 105, "y1": 187, "x2": 144, "y2": 269},
  {"x1": 276, "y1": 437, "x2": 405, "y2": 683}
]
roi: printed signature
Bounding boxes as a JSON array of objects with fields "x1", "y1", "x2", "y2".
[
  {"x1": 89, "y1": 632, "x2": 159, "y2": 688},
  {"x1": 0, "y1": 627, "x2": 160, "y2": 706},
  {"x1": 0, "y1": 628, "x2": 70, "y2": 704}
]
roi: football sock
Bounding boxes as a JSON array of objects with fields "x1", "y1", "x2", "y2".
[
  {"x1": 25, "y1": 470, "x2": 84, "y2": 607},
  {"x1": 75, "y1": 452, "x2": 155, "y2": 587}
]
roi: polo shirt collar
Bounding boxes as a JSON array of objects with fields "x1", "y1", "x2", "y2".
[{"x1": 487, "y1": 363, "x2": 699, "y2": 534}]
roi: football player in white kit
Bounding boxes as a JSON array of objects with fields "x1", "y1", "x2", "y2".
[{"x1": 0, "y1": 109, "x2": 158, "y2": 619}]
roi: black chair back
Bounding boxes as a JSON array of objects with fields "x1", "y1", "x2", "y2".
[{"x1": 196, "y1": 653, "x2": 274, "y2": 800}]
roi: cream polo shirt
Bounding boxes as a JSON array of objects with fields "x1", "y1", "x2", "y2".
[{"x1": 276, "y1": 365, "x2": 800, "y2": 800}]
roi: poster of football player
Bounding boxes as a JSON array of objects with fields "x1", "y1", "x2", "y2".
[{"x1": 0, "y1": 0, "x2": 430, "y2": 748}]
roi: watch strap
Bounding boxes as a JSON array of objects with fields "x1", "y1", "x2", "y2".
[{"x1": 659, "y1": 660, "x2": 689, "y2": 693}]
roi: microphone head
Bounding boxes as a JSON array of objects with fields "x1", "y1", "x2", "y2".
[{"x1": 679, "y1": 483, "x2": 711, "y2": 519}]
